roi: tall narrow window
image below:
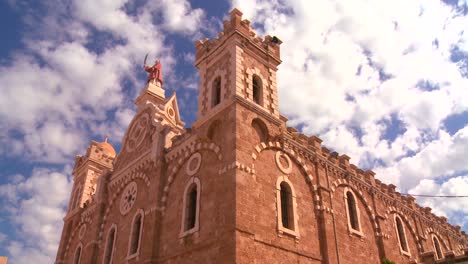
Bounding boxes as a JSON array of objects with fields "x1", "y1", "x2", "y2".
[
  {"x1": 395, "y1": 216, "x2": 409, "y2": 253},
  {"x1": 280, "y1": 182, "x2": 293, "y2": 229},
  {"x1": 74, "y1": 187, "x2": 82, "y2": 209},
  {"x1": 186, "y1": 187, "x2": 197, "y2": 230},
  {"x1": 180, "y1": 178, "x2": 201, "y2": 237},
  {"x1": 73, "y1": 245, "x2": 82, "y2": 264},
  {"x1": 346, "y1": 191, "x2": 359, "y2": 231},
  {"x1": 433, "y1": 236, "x2": 443, "y2": 259},
  {"x1": 252, "y1": 75, "x2": 262, "y2": 105},
  {"x1": 276, "y1": 177, "x2": 299, "y2": 237},
  {"x1": 129, "y1": 212, "x2": 143, "y2": 256},
  {"x1": 212, "y1": 77, "x2": 221, "y2": 107},
  {"x1": 103, "y1": 226, "x2": 116, "y2": 264}
]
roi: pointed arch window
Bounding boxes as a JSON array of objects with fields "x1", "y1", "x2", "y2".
[
  {"x1": 276, "y1": 176, "x2": 299, "y2": 238},
  {"x1": 433, "y1": 235, "x2": 443, "y2": 259},
  {"x1": 252, "y1": 75, "x2": 263, "y2": 105},
  {"x1": 212, "y1": 77, "x2": 221, "y2": 107},
  {"x1": 73, "y1": 245, "x2": 82, "y2": 264},
  {"x1": 103, "y1": 225, "x2": 116, "y2": 264},
  {"x1": 395, "y1": 215, "x2": 410, "y2": 256},
  {"x1": 128, "y1": 210, "x2": 144, "y2": 258},
  {"x1": 344, "y1": 188, "x2": 362, "y2": 236},
  {"x1": 180, "y1": 177, "x2": 201, "y2": 237}
]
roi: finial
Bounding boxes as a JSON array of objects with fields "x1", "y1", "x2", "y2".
[{"x1": 104, "y1": 134, "x2": 109, "y2": 143}]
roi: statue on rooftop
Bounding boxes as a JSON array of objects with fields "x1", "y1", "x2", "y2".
[{"x1": 143, "y1": 54, "x2": 163, "y2": 85}]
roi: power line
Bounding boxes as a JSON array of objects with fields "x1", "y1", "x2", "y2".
[{"x1": 401, "y1": 193, "x2": 468, "y2": 198}]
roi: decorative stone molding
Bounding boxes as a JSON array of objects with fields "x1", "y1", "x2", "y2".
[
  {"x1": 275, "y1": 150, "x2": 292, "y2": 174},
  {"x1": 251, "y1": 140, "x2": 315, "y2": 187},
  {"x1": 78, "y1": 224, "x2": 86, "y2": 240},
  {"x1": 160, "y1": 140, "x2": 223, "y2": 211},
  {"x1": 120, "y1": 181, "x2": 138, "y2": 216},
  {"x1": 218, "y1": 161, "x2": 255, "y2": 175},
  {"x1": 186, "y1": 152, "x2": 202, "y2": 176}
]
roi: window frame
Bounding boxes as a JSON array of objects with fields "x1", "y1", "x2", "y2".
[
  {"x1": 343, "y1": 188, "x2": 363, "y2": 237},
  {"x1": 103, "y1": 224, "x2": 117, "y2": 264},
  {"x1": 275, "y1": 176, "x2": 299, "y2": 238},
  {"x1": 394, "y1": 215, "x2": 411, "y2": 256},
  {"x1": 432, "y1": 234, "x2": 443, "y2": 260},
  {"x1": 179, "y1": 177, "x2": 201, "y2": 238},
  {"x1": 127, "y1": 209, "x2": 144, "y2": 260},
  {"x1": 252, "y1": 74, "x2": 263, "y2": 106},
  {"x1": 212, "y1": 77, "x2": 221, "y2": 107},
  {"x1": 73, "y1": 243, "x2": 83, "y2": 264}
]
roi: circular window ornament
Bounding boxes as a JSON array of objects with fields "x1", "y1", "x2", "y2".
[
  {"x1": 275, "y1": 151, "x2": 292, "y2": 174},
  {"x1": 186, "y1": 152, "x2": 202, "y2": 176},
  {"x1": 120, "y1": 181, "x2": 138, "y2": 215},
  {"x1": 167, "y1": 107, "x2": 175, "y2": 119},
  {"x1": 126, "y1": 113, "x2": 149, "y2": 152},
  {"x1": 79, "y1": 224, "x2": 86, "y2": 240}
]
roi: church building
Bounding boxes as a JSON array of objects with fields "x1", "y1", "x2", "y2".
[{"x1": 55, "y1": 9, "x2": 468, "y2": 264}]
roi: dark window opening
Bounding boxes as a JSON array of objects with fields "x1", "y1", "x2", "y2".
[
  {"x1": 346, "y1": 191, "x2": 359, "y2": 231},
  {"x1": 129, "y1": 215, "x2": 142, "y2": 255},
  {"x1": 104, "y1": 228, "x2": 115, "y2": 264},
  {"x1": 434, "y1": 237, "x2": 443, "y2": 259},
  {"x1": 396, "y1": 217, "x2": 408, "y2": 252},
  {"x1": 280, "y1": 182, "x2": 294, "y2": 229},
  {"x1": 212, "y1": 77, "x2": 221, "y2": 107},
  {"x1": 74, "y1": 246, "x2": 81, "y2": 264},
  {"x1": 186, "y1": 185, "x2": 198, "y2": 230},
  {"x1": 252, "y1": 75, "x2": 262, "y2": 105}
]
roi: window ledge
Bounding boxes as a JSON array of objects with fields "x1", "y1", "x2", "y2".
[
  {"x1": 278, "y1": 226, "x2": 300, "y2": 239},
  {"x1": 127, "y1": 252, "x2": 139, "y2": 261},
  {"x1": 179, "y1": 227, "x2": 199, "y2": 238},
  {"x1": 400, "y1": 249, "x2": 411, "y2": 257},
  {"x1": 348, "y1": 228, "x2": 364, "y2": 238}
]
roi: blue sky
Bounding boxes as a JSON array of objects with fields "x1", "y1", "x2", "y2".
[{"x1": 0, "y1": 0, "x2": 468, "y2": 262}]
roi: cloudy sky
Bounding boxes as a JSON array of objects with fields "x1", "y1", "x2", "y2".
[{"x1": 0, "y1": 0, "x2": 467, "y2": 262}]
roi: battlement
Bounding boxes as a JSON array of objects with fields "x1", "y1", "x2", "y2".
[
  {"x1": 281, "y1": 126, "x2": 467, "y2": 240},
  {"x1": 194, "y1": 8, "x2": 281, "y2": 65}
]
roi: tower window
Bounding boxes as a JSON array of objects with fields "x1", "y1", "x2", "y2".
[
  {"x1": 129, "y1": 212, "x2": 143, "y2": 257},
  {"x1": 73, "y1": 245, "x2": 82, "y2": 264},
  {"x1": 395, "y1": 216, "x2": 409, "y2": 254},
  {"x1": 252, "y1": 75, "x2": 263, "y2": 105},
  {"x1": 433, "y1": 235, "x2": 443, "y2": 259},
  {"x1": 346, "y1": 191, "x2": 360, "y2": 231},
  {"x1": 276, "y1": 177, "x2": 299, "y2": 237},
  {"x1": 180, "y1": 177, "x2": 201, "y2": 237},
  {"x1": 212, "y1": 77, "x2": 221, "y2": 107},
  {"x1": 104, "y1": 226, "x2": 116, "y2": 264}
]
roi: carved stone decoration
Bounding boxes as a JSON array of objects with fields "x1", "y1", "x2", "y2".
[
  {"x1": 275, "y1": 150, "x2": 292, "y2": 174},
  {"x1": 120, "y1": 181, "x2": 138, "y2": 215},
  {"x1": 78, "y1": 224, "x2": 86, "y2": 240},
  {"x1": 126, "y1": 113, "x2": 150, "y2": 152},
  {"x1": 186, "y1": 152, "x2": 202, "y2": 176},
  {"x1": 167, "y1": 106, "x2": 176, "y2": 119}
]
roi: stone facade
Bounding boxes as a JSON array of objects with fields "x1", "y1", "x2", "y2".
[
  {"x1": 0, "y1": 256, "x2": 7, "y2": 264},
  {"x1": 55, "y1": 8, "x2": 468, "y2": 264}
]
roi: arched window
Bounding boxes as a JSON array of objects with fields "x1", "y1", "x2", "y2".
[
  {"x1": 103, "y1": 226, "x2": 116, "y2": 264},
  {"x1": 433, "y1": 235, "x2": 443, "y2": 259},
  {"x1": 280, "y1": 182, "x2": 293, "y2": 229},
  {"x1": 128, "y1": 211, "x2": 143, "y2": 257},
  {"x1": 276, "y1": 177, "x2": 299, "y2": 237},
  {"x1": 252, "y1": 75, "x2": 263, "y2": 105},
  {"x1": 344, "y1": 188, "x2": 362, "y2": 235},
  {"x1": 180, "y1": 177, "x2": 201, "y2": 237},
  {"x1": 73, "y1": 245, "x2": 82, "y2": 264},
  {"x1": 395, "y1": 216, "x2": 409, "y2": 254},
  {"x1": 74, "y1": 186, "x2": 82, "y2": 209},
  {"x1": 212, "y1": 77, "x2": 221, "y2": 107}
]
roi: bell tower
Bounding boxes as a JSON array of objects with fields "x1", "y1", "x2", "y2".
[{"x1": 193, "y1": 8, "x2": 282, "y2": 127}]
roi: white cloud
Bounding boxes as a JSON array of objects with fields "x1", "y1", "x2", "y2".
[
  {"x1": 231, "y1": 0, "x2": 468, "y2": 229},
  {"x1": 0, "y1": 168, "x2": 72, "y2": 263}
]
